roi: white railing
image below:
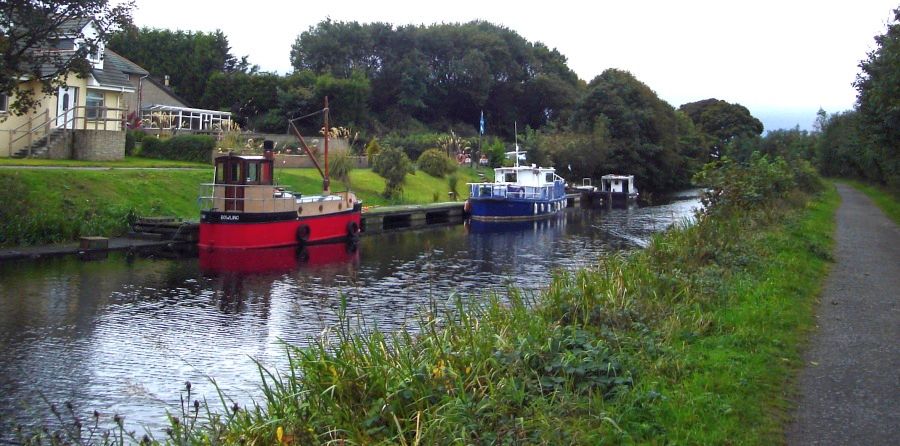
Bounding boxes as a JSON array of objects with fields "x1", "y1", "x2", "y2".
[
  {"x1": 198, "y1": 184, "x2": 298, "y2": 213},
  {"x1": 469, "y1": 181, "x2": 565, "y2": 201}
]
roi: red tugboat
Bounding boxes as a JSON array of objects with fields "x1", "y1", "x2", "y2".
[{"x1": 198, "y1": 99, "x2": 362, "y2": 249}]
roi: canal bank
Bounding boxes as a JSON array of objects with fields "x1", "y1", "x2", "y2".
[{"x1": 0, "y1": 194, "x2": 586, "y2": 260}]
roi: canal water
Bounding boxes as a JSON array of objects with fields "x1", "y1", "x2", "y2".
[{"x1": 0, "y1": 193, "x2": 699, "y2": 436}]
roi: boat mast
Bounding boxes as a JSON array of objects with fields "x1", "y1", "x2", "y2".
[
  {"x1": 323, "y1": 96, "x2": 330, "y2": 194},
  {"x1": 514, "y1": 121, "x2": 520, "y2": 168}
]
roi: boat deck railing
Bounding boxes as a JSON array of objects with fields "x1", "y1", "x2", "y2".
[
  {"x1": 468, "y1": 181, "x2": 565, "y2": 201},
  {"x1": 199, "y1": 183, "x2": 346, "y2": 213}
]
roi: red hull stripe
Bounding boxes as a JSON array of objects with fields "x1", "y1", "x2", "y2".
[{"x1": 199, "y1": 212, "x2": 361, "y2": 249}]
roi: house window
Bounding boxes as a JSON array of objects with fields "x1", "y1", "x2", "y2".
[
  {"x1": 86, "y1": 91, "x2": 104, "y2": 120},
  {"x1": 0, "y1": 93, "x2": 8, "y2": 113}
]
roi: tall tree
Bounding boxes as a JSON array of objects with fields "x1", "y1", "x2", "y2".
[
  {"x1": 0, "y1": 0, "x2": 134, "y2": 115},
  {"x1": 108, "y1": 26, "x2": 253, "y2": 107},
  {"x1": 570, "y1": 69, "x2": 689, "y2": 192},
  {"x1": 289, "y1": 20, "x2": 582, "y2": 134},
  {"x1": 854, "y1": 7, "x2": 900, "y2": 188},
  {"x1": 679, "y1": 98, "x2": 763, "y2": 160}
]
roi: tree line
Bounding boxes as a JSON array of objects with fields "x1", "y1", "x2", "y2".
[{"x1": 107, "y1": 20, "x2": 783, "y2": 193}]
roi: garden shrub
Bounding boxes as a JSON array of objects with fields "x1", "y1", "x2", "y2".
[
  {"x1": 140, "y1": 135, "x2": 215, "y2": 163},
  {"x1": 372, "y1": 147, "x2": 414, "y2": 198},
  {"x1": 417, "y1": 148, "x2": 457, "y2": 177},
  {"x1": 124, "y1": 131, "x2": 136, "y2": 156}
]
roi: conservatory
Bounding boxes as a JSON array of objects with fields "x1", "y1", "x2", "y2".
[{"x1": 141, "y1": 105, "x2": 233, "y2": 131}]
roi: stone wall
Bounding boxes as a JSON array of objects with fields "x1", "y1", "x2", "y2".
[
  {"x1": 211, "y1": 151, "x2": 368, "y2": 169},
  {"x1": 72, "y1": 130, "x2": 125, "y2": 161}
]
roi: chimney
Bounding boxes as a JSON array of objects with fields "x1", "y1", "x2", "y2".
[
  {"x1": 164, "y1": 75, "x2": 170, "y2": 87},
  {"x1": 263, "y1": 140, "x2": 275, "y2": 160}
]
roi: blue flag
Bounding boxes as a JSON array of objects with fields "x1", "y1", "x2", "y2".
[{"x1": 479, "y1": 110, "x2": 485, "y2": 135}]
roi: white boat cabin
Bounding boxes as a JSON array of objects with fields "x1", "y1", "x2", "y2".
[
  {"x1": 493, "y1": 165, "x2": 563, "y2": 186},
  {"x1": 599, "y1": 174, "x2": 638, "y2": 196}
]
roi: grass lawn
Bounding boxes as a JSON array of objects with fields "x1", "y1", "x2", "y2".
[
  {"x1": 0, "y1": 156, "x2": 209, "y2": 168},
  {"x1": 0, "y1": 164, "x2": 488, "y2": 246}
]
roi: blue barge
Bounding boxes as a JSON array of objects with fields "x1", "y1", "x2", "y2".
[{"x1": 466, "y1": 164, "x2": 567, "y2": 221}]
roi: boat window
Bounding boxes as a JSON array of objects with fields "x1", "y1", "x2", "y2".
[
  {"x1": 228, "y1": 161, "x2": 241, "y2": 183},
  {"x1": 545, "y1": 172, "x2": 554, "y2": 182},
  {"x1": 504, "y1": 172, "x2": 517, "y2": 182},
  {"x1": 247, "y1": 162, "x2": 259, "y2": 183},
  {"x1": 215, "y1": 161, "x2": 224, "y2": 183}
]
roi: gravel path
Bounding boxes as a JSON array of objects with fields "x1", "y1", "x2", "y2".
[{"x1": 786, "y1": 183, "x2": 900, "y2": 445}]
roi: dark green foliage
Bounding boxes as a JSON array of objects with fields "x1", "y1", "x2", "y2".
[
  {"x1": 290, "y1": 20, "x2": 582, "y2": 134},
  {"x1": 140, "y1": 135, "x2": 215, "y2": 163},
  {"x1": 568, "y1": 69, "x2": 698, "y2": 192},
  {"x1": 108, "y1": 27, "x2": 254, "y2": 107},
  {"x1": 816, "y1": 111, "x2": 877, "y2": 180},
  {"x1": 124, "y1": 130, "x2": 136, "y2": 155},
  {"x1": 679, "y1": 98, "x2": 764, "y2": 160},
  {"x1": 417, "y1": 148, "x2": 457, "y2": 177},
  {"x1": 372, "y1": 147, "x2": 414, "y2": 198},
  {"x1": 692, "y1": 153, "x2": 822, "y2": 220},
  {"x1": 382, "y1": 133, "x2": 472, "y2": 161},
  {"x1": 853, "y1": 8, "x2": 900, "y2": 189}
]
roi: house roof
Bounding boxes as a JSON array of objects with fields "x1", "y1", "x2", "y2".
[
  {"x1": 54, "y1": 18, "x2": 93, "y2": 37},
  {"x1": 104, "y1": 48, "x2": 148, "y2": 75},
  {"x1": 143, "y1": 75, "x2": 191, "y2": 107}
]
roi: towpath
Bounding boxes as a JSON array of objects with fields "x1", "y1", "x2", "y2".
[{"x1": 786, "y1": 183, "x2": 900, "y2": 445}]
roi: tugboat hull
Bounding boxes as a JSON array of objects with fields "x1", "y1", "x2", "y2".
[{"x1": 199, "y1": 206, "x2": 361, "y2": 249}]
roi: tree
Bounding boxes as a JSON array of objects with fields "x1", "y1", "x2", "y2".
[
  {"x1": 679, "y1": 98, "x2": 764, "y2": 160},
  {"x1": 372, "y1": 146, "x2": 413, "y2": 198},
  {"x1": 854, "y1": 7, "x2": 900, "y2": 188},
  {"x1": 0, "y1": 0, "x2": 134, "y2": 115},
  {"x1": 570, "y1": 69, "x2": 690, "y2": 192},
  {"x1": 108, "y1": 26, "x2": 254, "y2": 106}
]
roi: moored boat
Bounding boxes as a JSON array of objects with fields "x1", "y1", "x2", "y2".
[
  {"x1": 599, "y1": 174, "x2": 639, "y2": 202},
  {"x1": 198, "y1": 99, "x2": 362, "y2": 249},
  {"x1": 465, "y1": 143, "x2": 566, "y2": 221}
]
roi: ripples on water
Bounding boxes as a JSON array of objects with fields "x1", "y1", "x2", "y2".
[{"x1": 0, "y1": 194, "x2": 699, "y2": 436}]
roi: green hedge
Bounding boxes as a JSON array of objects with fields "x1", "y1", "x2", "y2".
[{"x1": 139, "y1": 135, "x2": 215, "y2": 163}]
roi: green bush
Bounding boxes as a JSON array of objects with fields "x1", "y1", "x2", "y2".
[
  {"x1": 125, "y1": 131, "x2": 136, "y2": 156},
  {"x1": 140, "y1": 135, "x2": 215, "y2": 163},
  {"x1": 417, "y1": 148, "x2": 457, "y2": 177},
  {"x1": 365, "y1": 137, "x2": 382, "y2": 159},
  {"x1": 372, "y1": 147, "x2": 414, "y2": 198},
  {"x1": 141, "y1": 135, "x2": 163, "y2": 156}
]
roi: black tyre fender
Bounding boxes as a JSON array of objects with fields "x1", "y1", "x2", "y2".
[
  {"x1": 347, "y1": 220, "x2": 360, "y2": 237},
  {"x1": 296, "y1": 224, "x2": 311, "y2": 243}
]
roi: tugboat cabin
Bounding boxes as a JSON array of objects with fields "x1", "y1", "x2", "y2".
[{"x1": 207, "y1": 153, "x2": 297, "y2": 213}]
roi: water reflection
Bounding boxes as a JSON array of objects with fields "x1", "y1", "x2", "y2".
[{"x1": 0, "y1": 193, "x2": 699, "y2": 436}]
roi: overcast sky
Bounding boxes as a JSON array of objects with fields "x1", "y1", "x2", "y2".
[{"x1": 128, "y1": 0, "x2": 897, "y2": 131}]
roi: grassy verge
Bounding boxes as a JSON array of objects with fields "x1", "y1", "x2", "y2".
[
  {"x1": 0, "y1": 166, "x2": 485, "y2": 246},
  {"x1": 840, "y1": 179, "x2": 900, "y2": 225},
  {"x1": 50, "y1": 166, "x2": 830, "y2": 445},
  {"x1": 0, "y1": 156, "x2": 209, "y2": 168}
]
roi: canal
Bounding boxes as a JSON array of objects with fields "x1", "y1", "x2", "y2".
[{"x1": 0, "y1": 193, "x2": 699, "y2": 436}]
